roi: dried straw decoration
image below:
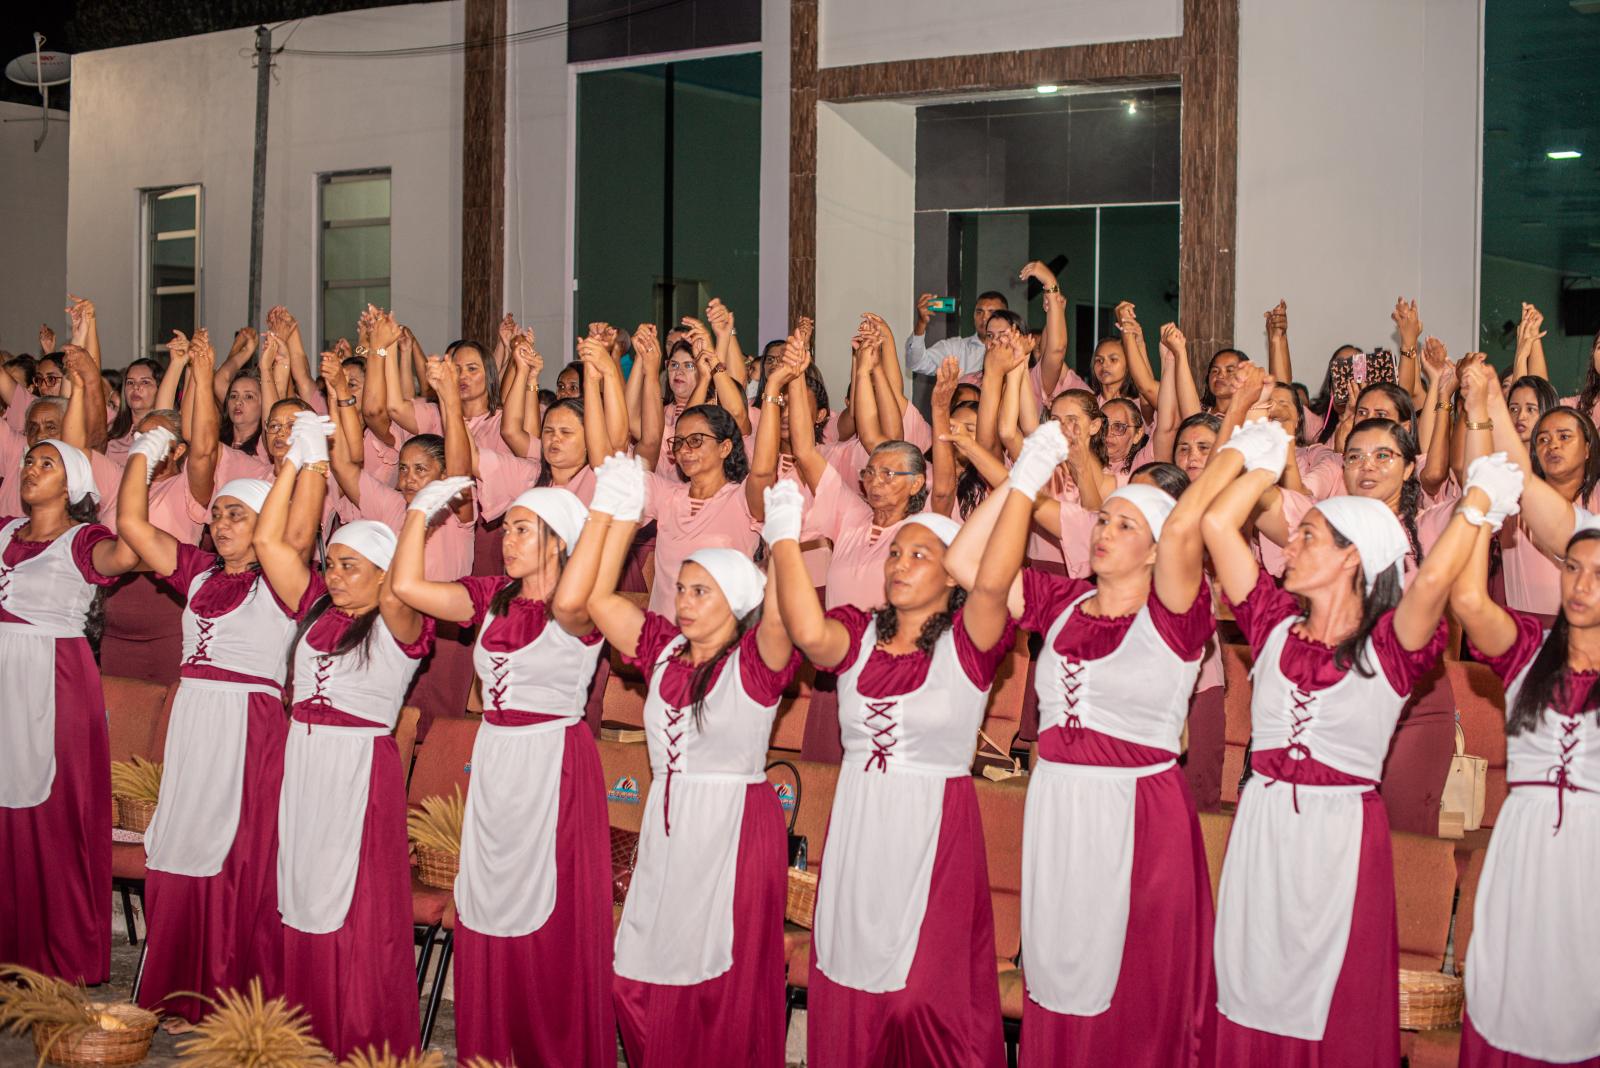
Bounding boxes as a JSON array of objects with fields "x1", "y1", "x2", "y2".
[{"x1": 174, "y1": 979, "x2": 330, "y2": 1067}]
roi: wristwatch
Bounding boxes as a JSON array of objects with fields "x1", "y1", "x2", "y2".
[
  {"x1": 337, "y1": 396, "x2": 358, "y2": 408},
  {"x1": 374, "y1": 347, "x2": 389, "y2": 359}
]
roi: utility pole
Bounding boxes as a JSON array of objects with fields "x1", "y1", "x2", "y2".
[{"x1": 247, "y1": 25, "x2": 273, "y2": 327}]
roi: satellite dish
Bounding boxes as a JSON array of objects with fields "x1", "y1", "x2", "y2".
[{"x1": 5, "y1": 51, "x2": 71, "y2": 88}]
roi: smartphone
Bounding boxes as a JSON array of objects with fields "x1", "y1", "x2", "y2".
[
  {"x1": 1352, "y1": 351, "x2": 1368, "y2": 385},
  {"x1": 927, "y1": 297, "x2": 956, "y2": 314}
]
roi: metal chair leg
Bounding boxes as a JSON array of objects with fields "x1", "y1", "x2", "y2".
[
  {"x1": 117, "y1": 882, "x2": 139, "y2": 946},
  {"x1": 414, "y1": 922, "x2": 441, "y2": 993},
  {"x1": 420, "y1": 929, "x2": 453, "y2": 1049},
  {"x1": 130, "y1": 942, "x2": 148, "y2": 1000}
]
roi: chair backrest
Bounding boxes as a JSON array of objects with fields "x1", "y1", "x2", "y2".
[
  {"x1": 601, "y1": 674, "x2": 648, "y2": 729},
  {"x1": 405, "y1": 715, "x2": 479, "y2": 808},
  {"x1": 1220, "y1": 644, "x2": 1255, "y2": 804},
  {"x1": 1197, "y1": 810, "x2": 1233, "y2": 905},
  {"x1": 1452, "y1": 845, "x2": 1489, "y2": 974},
  {"x1": 769, "y1": 693, "x2": 810, "y2": 752},
  {"x1": 1390, "y1": 830, "x2": 1459, "y2": 972},
  {"x1": 394, "y1": 705, "x2": 421, "y2": 785},
  {"x1": 104, "y1": 676, "x2": 177, "y2": 764},
  {"x1": 974, "y1": 775, "x2": 1028, "y2": 964},
  {"x1": 599, "y1": 738, "x2": 654, "y2": 833},
  {"x1": 787, "y1": 759, "x2": 840, "y2": 872},
  {"x1": 976, "y1": 632, "x2": 1030, "y2": 768},
  {"x1": 1444, "y1": 660, "x2": 1509, "y2": 827}
]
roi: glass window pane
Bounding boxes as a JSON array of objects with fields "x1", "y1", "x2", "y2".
[
  {"x1": 322, "y1": 224, "x2": 390, "y2": 283},
  {"x1": 152, "y1": 236, "x2": 195, "y2": 288},
  {"x1": 153, "y1": 190, "x2": 196, "y2": 234},
  {"x1": 322, "y1": 178, "x2": 390, "y2": 223},
  {"x1": 150, "y1": 291, "x2": 195, "y2": 347},
  {"x1": 322, "y1": 285, "x2": 389, "y2": 350}
]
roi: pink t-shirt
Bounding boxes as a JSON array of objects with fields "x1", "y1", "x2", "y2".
[
  {"x1": 105, "y1": 431, "x2": 134, "y2": 467},
  {"x1": 87, "y1": 458, "x2": 200, "y2": 543},
  {"x1": 1297, "y1": 442, "x2": 1344, "y2": 500},
  {"x1": 409, "y1": 398, "x2": 510, "y2": 458},
  {"x1": 337, "y1": 471, "x2": 475, "y2": 581},
  {"x1": 804, "y1": 463, "x2": 916, "y2": 611},
  {"x1": 3, "y1": 399, "x2": 27, "y2": 434},
  {"x1": 641, "y1": 473, "x2": 760, "y2": 617},
  {"x1": 1030, "y1": 362, "x2": 1092, "y2": 405},
  {"x1": 187, "y1": 446, "x2": 272, "y2": 525},
  {"x1": 0, "y1": 417, "x2": 26, "y2": 519},
  {"x1": 475, "y1": 451, "x2": 596, "y2": 522},
  {"x1": 819, "y1": 404, "x2": 935, "y2": 488}
]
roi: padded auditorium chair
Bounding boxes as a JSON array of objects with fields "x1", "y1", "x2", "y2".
[
  {"x1": 1219, "y1": 644, "x2": 1255, "y2": 805},
  {"x1": 780, "y1": 760, "x2": 841, "y2": 1034},
  {"x1": 105, "y1": 675, "x2": 177, "y2": 991},
  {"x1": 974, "y1": 776, "x2": 1027, "y2": 1067},
  {"x1": 1443, "y1": 660, "x2": 1508, "y2": 873},
  {"x1": 405, "y1": 714, "x2": 478, "y2": 1048},
  {"x1": 1390, "y1": 830, "x2": 1463, "y2": 1065}
]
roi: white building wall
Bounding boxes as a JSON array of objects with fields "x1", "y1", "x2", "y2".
[
  {"x1": 0, "y1": 102, "x2": 70, "y2": 356},
  {"x1": 817, "y1": 0, "x2": 1182, "y2": 69},
  {"x1": 1234, "y1": 0, "x2": 1482, "y2": 384},
  {"x1": 67, "y1": 2, "x2": 463, "y2": 367}
]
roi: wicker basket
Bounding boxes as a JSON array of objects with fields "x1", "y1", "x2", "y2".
[
  {"x1": 113, "y1": 797, "x2": 156, "y2": 835},
  {"x1": 33, "y1": 1003, "x2": 159, "y2": 1067},
  {"x1": 1398, "y1": 968, "x2": 1464, "y2": 1030},
  {"x1": 414, "y1": 843, "x2": 459, "y2": 890},
  {"x1": 109, "y1": 795, "x2": 121, "y2": 830},
  {"x1": 785, "y1": 868, "x2": 818, "y2": 929}
]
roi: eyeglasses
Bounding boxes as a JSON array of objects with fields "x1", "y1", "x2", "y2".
[
  {"x1": 35, "y1": 374, "x2": 63, "y2": 386},
  {"x1": 1342, "y1": 448, "x2": 1401, "y2": 468},
  {"x1": 858, "y1": 467, "x2": 919, "y2": 484},
  {"x1": 669, "y1": 432, "x2": 717, "y2": 453},
  {"x1": 1106, "y1": 421, "x2": 1135, "y2": 435}
]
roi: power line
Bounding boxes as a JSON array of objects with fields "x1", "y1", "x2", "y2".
[{"x1": 276, "y1": 0, "x2": 688, "y2": 59}]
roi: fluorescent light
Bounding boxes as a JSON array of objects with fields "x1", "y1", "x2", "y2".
[
  {"x1": 1126, "y1": 100, "x2": 1139, "y2": 115},
  {"x1": 1035, "y1": 84, "x2": 1059, "y2": 95},
  {"x1": 1547, "y1": 149, "x2": 1583, "y2": 160}
]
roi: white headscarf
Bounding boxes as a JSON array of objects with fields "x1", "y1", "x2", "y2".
[
  {"x1": 329, "y1": 519, "x2": 397, "y2": 571},
  {"x1": 33, "y1": 439, "x2": 99, "y2": 505},
  {"x1": 901, "y1": 512, "x2": 962, "y2": 546},
  {"x1": 684, "y1": 547, "x2": 766, "y2": 618},
  {"x1": 507, "y1": 487, "x2": 589, "y2": 548},
  {"x1": 1313, "y1": 496, "x2": 1410, "y2": 590},
  {"x1": 213, "y1": 478, "x2": 272, "y2": 515},
  {"x1": 1105, "y1": 484, "x2": 1176, "y2": 541}
]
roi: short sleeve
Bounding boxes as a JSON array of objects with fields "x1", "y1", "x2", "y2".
[
  {"x1": 293, "y1": 569, "x2": 330, "y2": 620},
  {"x1": 818, "y1": 604, "x2": 874, "y2": 673},
  {"x1": 356, "y1": 472, "x2": 406, "y2": 532},
  {"x1": 807, "y1": 462, "x2": 872, "y2": 544},
  {"x1": 1226, "y1": 567, "x2": 1302, "y2": 656},
  {"x1": 624, "y1": 611, "x2": 684, "y2": 674},
  {"x1": 1467, "y1": 609, "x2": 1547, "y2": 689},
  {"x1": 70, "y1": 524, "x2": 121, "y2": 587},
  {"x1": 410, "y1": 398, "x2": 444, "y2": 437},
  {"x1": 736, "y1": 626, "x2": 802, "y2": 704},
  {"x1": 391, "y1": 614, "x2": 437, "y2": 660},
  {"x1": 1019, "y1": 567, "x2": 1093, "y2": 635},
  {"x1": 952, "y1": 610, "x2": 1020, "y2": 688},
  {"x1": 1368, "y1": 611, "x2": 1448, "y2": 695},
  {"x1": 460, "y1": 574, "x2": 516, "y2": 629},
  {"x1": 1149, "y1": 578, "x2": 1218, "y2": 661},
  {"x1": 900, "y1": 405, "x2": 934, "y2": 451},
  {"x1": 154, "y1": 542, "x2": 220, "y2": 595},
  {"x1": 476, "y1": 450, "x2": 540, "y2": 522}
]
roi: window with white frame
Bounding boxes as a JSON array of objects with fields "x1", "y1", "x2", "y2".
[
  {"x1": 320, "y1": 170, "x2": 391, "y2": 349},
  {"x1": 142, "y1": 185, "x2": 202, "y2": 357}
]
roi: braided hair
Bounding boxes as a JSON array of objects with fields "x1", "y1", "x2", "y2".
[
  {"x1": 873, "y1": 585, "x2": 968, "y2": 658},
  {"x1": 67, "y1": 495, "x2": 108, "y2": 656}
]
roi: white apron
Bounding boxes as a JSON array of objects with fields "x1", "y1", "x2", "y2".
[
  {"x1": 0, "y1": 519, "x2": 100, "y2": 809},
  {"x1": 1464, "y1": 660, "x2": 1600, "y2": 1062},
  {"x1": 277, "y1": 611, "x2": 423, "y2": 934},
  {"x1": 145, "y1": 570, "x2": 294, "y2": 877},
  {"x1": 1214, "y1": 617, "x2": 1406, "y2": 1041},
  {"x1": 813, "y1": 619, "x2": 993, "y2": 993},
  {"x1": 1022, "y1": 590, "x2": 1199, "y2": 1014},
  {"x1": 454, "y1": 606, "x2": 604, "y2": 937},
  {"x1": 613, "y1": 634, "x2": 778, "y2": 985}
]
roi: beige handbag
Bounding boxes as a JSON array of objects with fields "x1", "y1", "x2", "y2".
[{"x1": 1440, "y1": 721, "x2": 1487, "y2": 835}]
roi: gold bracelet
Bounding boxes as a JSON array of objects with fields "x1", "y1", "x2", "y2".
[
  {"x1": 302, "y1": 460, "x2": 330, "y2": 474},
  {"x1": 1464, "y1": 418, "x2": 1493, "y2": 431},
  {"x1": 1434, "y1": 403, "x2": 1454, "y2": 412}
]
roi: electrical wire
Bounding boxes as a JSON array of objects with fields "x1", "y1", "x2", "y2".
[{"x1": 276, "y1": 0, "x2": 688, "y2": 59}]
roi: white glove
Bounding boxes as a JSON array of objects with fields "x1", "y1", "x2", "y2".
[
  {"x1": 762, "y1": 480, "x2": 806, "y2": 547},
  {"x1": 1464, "y1": 452, "x2": 1525, "y2": 531},
  {"x1": 407, "y1": 475, "x2": 474, "y2": 522},
  {"x1": 1219, "y1": 417, "x2": 1291, "y2": 477},
  {"x1": 591, "y1": 453, "x2": 645, "y2": 522},
  {"x1": 1007, "y1": 421, "x2": 1072, "y2": 499},
  {"x1": 283, "y1": 412, "x2": 335, "y2": 470},
  {"x1": 127, "y1": 427, "x2": 176, "y2": 484}
]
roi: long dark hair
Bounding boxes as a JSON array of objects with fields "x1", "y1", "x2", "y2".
[
  {"x1": 446, "y1": 339, "x2": 499, "y2": 413},
  {"x1": 1310, "y1": 345, "x2": 1362, "y2": 422},
  {"x1": 1575, "y1": 330, "x2": 1600, "y2": 418},
  {"x1": 1092, "y1": 337, "x2": 1142, "y2": 401},
  {"x1": 68, "y1": 495, "x2": 107, "y2": 654},
  {"x1": 1528, "y1": 406, "x2": 1600, "y2": 506},
  {"x1": 1507, "y1": 375, "x2": 1559, "y2": 421},
  {"x1": 218, "y1": 372, "x2": 264, "y2": 455},
  {"x1": 1054, "y1": 389, "x2": 1109, "y2": 466},
  {"x1": 535, "y1": 398, "x2": 586, "y2": 486},
  {"x1": 109, "y1": 357, "x2": 164, "y2": 440},
  {"x1": 1355, "y1": 382, "x2": 1417, "y2": 437},
  {"x1": 1320, "y1": 520, "x2": 1404, "y2": 679},
  {"x1": 950, "y1": 400, "x2": 989, "y2": 518},
  {"x1": 677, "y1": 404, "x2": 747, "y2": 484},
  {"x1": 290, "y1": 594, "x2": 379, "y2": 676},
  {"x1": 661, "y1": 340, "x2": 696, "y2": 406},
  {"x1": 1199, "y1": 348, "x2": 1248, "y2": 411},
  {"x1": 686, "y1": 606, "x2": 759, "y2": 731},
  {"x1": 487, "y1": 514, "x2": 569, "y2": 617},
  {"x1": 1347, "y1": 417, "x2": 1423, "y2": 563},
  {"x1": 873, "y1": 585, "x2": 968, "y2": 656},
  {"x1": 1509, "y1": 530, "x2": 1600, "y2": 734},
  {"x1": 1273, "y1": 382, "x2": 1310, "y2": 446}
]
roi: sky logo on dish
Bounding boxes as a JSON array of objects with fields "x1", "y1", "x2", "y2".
[
  {"x1": 608, "y1": 775, "x2": 640, "y2": 804},
  {"x1": 774, "y1": 782, "x2": 796, "y2": 813}
]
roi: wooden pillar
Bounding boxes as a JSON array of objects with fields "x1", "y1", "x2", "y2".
[
  {"x1": 461, "y1": 0, "x2": 507, "y2": 346},
  {"x1": 789, "y1": 0, "x2": 818, "y2": 326},
  {"x1": 1178, "y1": 0, "x2": 1240, "y2": 361}
]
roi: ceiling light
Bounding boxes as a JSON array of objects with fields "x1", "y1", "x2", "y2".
[
  {"x1": 1571, "y1": 0, "x2": 1600, "y2": 14},
  {"x1": 1126, "y1": 100, "x2": 1139, "y2": 115},
  {"x1": 1548, "y1": 149, "x2": 1583, "y2": 160},
  {"x1": 1035, "y1": 84, "x2": 1059, "y2": 95}
]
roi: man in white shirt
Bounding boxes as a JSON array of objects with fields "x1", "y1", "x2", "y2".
[{"x1": 904, "y1": 291, "x2": 1010, "y2": 378}]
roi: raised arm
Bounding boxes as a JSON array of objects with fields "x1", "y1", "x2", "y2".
[
  {"x1": 782, "y1": 341, "x2": 829, "y2": 493},
  {"x1": 580, "y1": 468, "x2": 646, "y2": 660},
  {"x1": 390, "y1": 495, "x2": 477, "y2": 625},
  {"x1": 499, "y1": 332, "x2": 541, "y2": 456},
  {"x1": 576, "y1": 337, "x2": 622, "y2": 462},
  {"x1": 1417, "y1": 338, "x2": 1456, "y2": 497},
  {"x1": 1022, "y1": 262, "x2": 1068, "y2": 395},
  {"x1": 862, "y1": 313, "x2": 907, "y2": 417},
  {"x1": 745, "y1": 341, "x2": 801, "y2": 512},
  {"x1": 1168, "y1": 326, "x2": 1202, "y2": 418},
  {"x1": 766, "y1": 483, "x2": 851, "y2": 667},
  {"x1": 156, "y1": 332, "x2": 190, "y2": 413},
  {"x1": 253, "y1": 456, "x2": 315, "y2": 610},
  {"x1": 183, "y1": 331, "x2": 223, "y2": 509},
  {"x1": 1449, "y1": 523, "x2": 1519, "y2": 657},
  {"x1": 1152, "y1": 324, "x2": 1184, "y2": 460},
  {"x1": 358, "y1": 311, "x2": 395, "y2": 446},
  {"x1": 706, "y1": 299, "x2": 748, "y2": 391},
  {"x1": 1114, "y1": 302, "x2": 1159, "y2": 409},
  {"x1": 214, "y1": 327, "x2": 255, "y2": 406},
  {"x1": 635, "y1": 327, "x2": 666, "y2": 472},
  {"x1": 1392, "y1": 484, "x2": 1490, "y2": 650},
  {"x1": 1516, "y1": 303, "x2": 1548, "y2": 383},
  {"x1": 1200, "y1": 463, "x2": 1278, "y2": 604},
  {"x1": 850, "y1": 335, "x2": 888, "y2": 453},
  {"x1": 1392, "y1": 297, "x2": 1425, "y2": 408},
  {"x1": 62, "y1": 346, "x2": 107, "y2": 452},
  {"x1": 1156, "y1": 421, "x2": 1251, "y2": 613},
  {"x1": 928, "y1": 357, "x2": 961, "y2": 518},
  {"x1": 946, "y1": 468, "x2": 1026, "y2": 617},
  {"x1": 113, "y1": 445, "x2": 180, "y2": 575},
  {"x1": 1264, "y1": 300, "x2": 1292, "y2": 386}
]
